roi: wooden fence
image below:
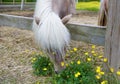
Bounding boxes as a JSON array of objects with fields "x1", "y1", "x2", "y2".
[{"x1": 0, "y1": 14, "x2": 106, "y2": 46}]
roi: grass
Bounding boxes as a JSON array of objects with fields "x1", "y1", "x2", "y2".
[
  {"x1": 31, "y1": 45, "x2": 120, "y2": 84},
  {"x1": 76, "y1": 1, "x2": 100, "y2": 11},
  {"x1": 1, "y1": 26, "x2": 119, "y2": 84}
]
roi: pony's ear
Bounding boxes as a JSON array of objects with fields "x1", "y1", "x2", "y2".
[
  {"x1": 35, "y1": 17, "x2": 40, "y2": 25},
  {"x1": 62, "y1": 14, "x2": 72, "y2": 24}
]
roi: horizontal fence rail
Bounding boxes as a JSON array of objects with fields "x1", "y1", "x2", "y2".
[
  {"x1": 0, "y1": 5, "x2": 34, "y2": 7},
  {"x1": 0, "y1": 14, "x2": 106, "y2": 46}
]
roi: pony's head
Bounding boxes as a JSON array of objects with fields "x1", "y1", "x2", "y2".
[{"x1": 52, "y1": 0, "x2": 76, "y2": 19}]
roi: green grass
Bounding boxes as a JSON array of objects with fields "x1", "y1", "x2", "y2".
[
  {"x1": 31, "y1": 45, "x2": 120, "y2": 84},
  {"x1": 76, "y1": 1, "x2": 100, "y2": 11}
]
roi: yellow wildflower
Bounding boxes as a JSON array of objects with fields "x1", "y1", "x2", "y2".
[
  {"x1": 103, "y1": 58, "x2": 108, "y2": 62},
  {"x1": 36, "y1": 81, "x2": 40, "y2": 84},
  {"x1": 32, "y1": 58, "x2": 36, "y2": 61},
  {"x1": 116, "y1": 71, "x2": 120, "y2": 76},
  {"x1": 96, "y1": 66, "x2": 101, "y2": 69},
  {"x1": 61, "y1": 62, "x2": 65, "y2": 66},
  {"x1": 96, "y1": 66, "x2": 101, "y2": 73},
  {"x1": 93, "y1": 54, "x2": 97, "y2": 56},
  {"x1": 91, "y1": 50, "x2": 95, "y2": 54},
  {"x1": 84, "y1": 52, "x2": 89, "y2": 56},
  {"x1": 66, "y1": 64, "x2": 69, "y2": 67},
  {"x1": 96, "y1": 75, "x2": 101, "y2": 79},
  {"x1": 96, "y1": 69, "x2": 101, "y2": 73},
  {"x1": 98, "y1": 56, "x2": 103, "y2": 58},
  {"x1": 31, "y1": 60, "x2": 34, "y2": 63},
  {"x1": 101, "y1": 80, "x2": 108, "y2": 84},
  {"x1": 100, "y1": 71, "x2": 105, "y2": 75},
  {"x1": 110, "y1": 68, "x2": 114, "y2": 73},
  {"x1": 75, "y1": 72, "x2": 81, "y2": 78},
  {"x1": 77, "y1": 72, "x2": 81, "y2": 76},
  {"x1": 77, "y1": 60, "x2": 81, "y2": 65},
  {"x1": 73, "y1": 48, "x2": 78, "y2": 52},
  {"x1": 43, "y1": 68, "x2": 47, "y2": 71},
  {"x1": 92, "y1": 45, "x2": 96, "y2": 49},
  {"x1": 75, "y1": 73, "x2": 79, "y2": 78},
  {"x1": 87, "y1": 58, "x2": 92, "y2": 62},
  {"x1": 31, "y1": 58, "x2": 36, "y2": 63}
]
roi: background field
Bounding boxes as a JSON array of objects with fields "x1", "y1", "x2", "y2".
[{"x1": 76, "y1": 1, "x2": 100, "y2": 11}]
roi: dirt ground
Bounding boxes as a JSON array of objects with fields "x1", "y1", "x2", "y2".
[{"x1": 0, "y1": 11, "x2": 104, "y2": 84}]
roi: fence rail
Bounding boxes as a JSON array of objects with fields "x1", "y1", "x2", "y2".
[{"x1": 0, "y1": 14, "x2": 106, "y2": 46}]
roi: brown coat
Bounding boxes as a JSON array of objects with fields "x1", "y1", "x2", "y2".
[{"x1": 52, "y1": 0, "x2": 76, "y2": 19}]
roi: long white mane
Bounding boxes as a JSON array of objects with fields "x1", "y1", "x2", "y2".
[{"x1": 33, "y1": 0, "x2": 70, "y2": 55}]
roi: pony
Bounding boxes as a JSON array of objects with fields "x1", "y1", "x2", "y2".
[
  {"x1": 98, "y1": 0, "x2": 108, "y2": 26},
  {"x1": 32, "y1": 0, "x2": 75, "y2": 73}
]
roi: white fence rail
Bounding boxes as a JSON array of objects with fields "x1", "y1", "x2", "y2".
[{"x1": 0, "y1": 14, "x2": 106, "y2": 46}]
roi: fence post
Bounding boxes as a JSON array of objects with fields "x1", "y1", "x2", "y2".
[
  {"x1": 13, "y1": 0, "x2": 15, "y2": 5},
  {"x1": 75, "y1": 0, "x2": 78, "y2": 3},
  {"x1": 105, "y1": 0, "x2": 120, "y2": 71},
  {"x1": 20, "y1": 0, "x2": 24, "y2": 10}
]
